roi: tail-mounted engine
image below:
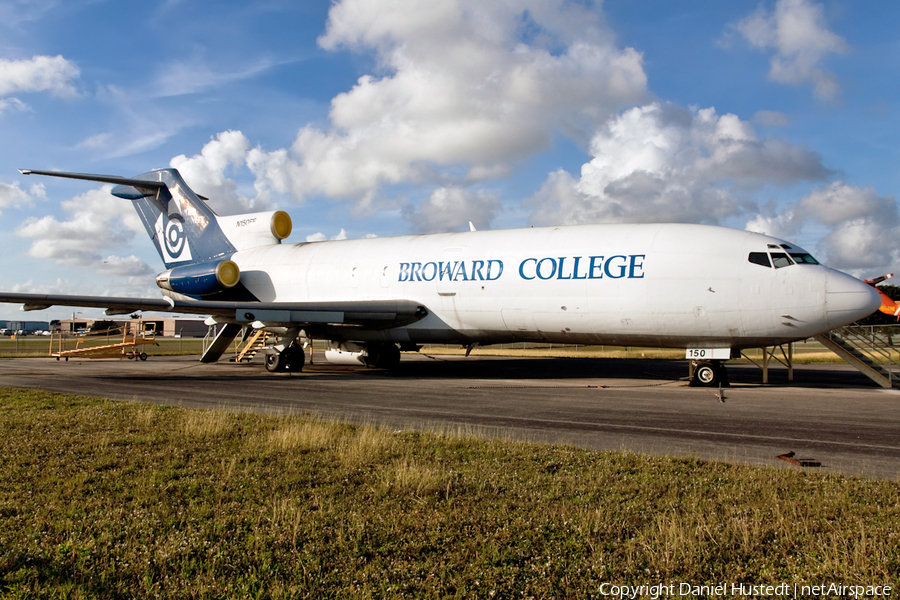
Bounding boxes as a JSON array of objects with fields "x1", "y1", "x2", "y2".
[
  {"x1": 156, "y1": 259, "x2": 241, "y2": 297},
  {"x1": 215, "y1": 211, "x2": 292, "y2": 251}
]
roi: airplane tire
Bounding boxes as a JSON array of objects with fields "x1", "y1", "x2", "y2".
[
  {"x1": 284, "y1": 345, "x2": 305, "y2": 372},
  {"x1": 365, "y1": 343, "x2": 400, "y2": 369},
  {"x1": 378, "y1": 343, "x2": 401, "y2": 370},
  {"x1": 139, "y1": 352, "x2": 148, "y2": 361},
  {"x1": 693, "y1": 361, "x2": 720, "y2": 387},
  {"x1": 265, "y1": 352, "x2": 286, "y2": 373}
]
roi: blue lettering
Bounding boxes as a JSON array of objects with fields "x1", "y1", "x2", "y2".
[
  {"x1": 572, "y1": 256, "x2": 587, "y2": 280},
  {"x1": 421, "y1": 261, "x2": 437, "y2": 281},
  {"x1": 411, "y1": 262, "x2": 423, "y2": 281},
  {"x1": 398, "y1": 262, "x2": 410, "y2": 282},
  {"x1": 536, "y1": 257, "x2": 557, "y2": 280},
  {"x1": 471, "y1": 260, "x2": 485, "y2": 280},
  {"x1": 605, "y1": 255, "x2": 627, "y2": 279},
  {"x1": 486, "y1": 260, "x2": 503, "y2": 280},
  {"x1": 557, "y1": 256, "x2": 572, "y2": 280},
  {"x1": 454, "y1": 261, "x2": 469, "y2": 281},
  {"x1": 438, "y1": 261, "x2": 454, "y2": 281},
  {"x1": 519, "y1": 258, "x2": 537, "y2": 280},
  {"x1": 589, "y1": 256, "x2": 604, "y2": 279},
  {"x1": 629, "y1": 254, "x2": 645, "y2": 278}
]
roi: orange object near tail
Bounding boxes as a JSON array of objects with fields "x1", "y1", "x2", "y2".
[{"x1": 864, "y1": 273, "x2": 899, "y2": 317}]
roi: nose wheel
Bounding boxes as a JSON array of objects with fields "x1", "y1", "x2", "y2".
[{"x1": 691, "y1": 360, "x2": 727, "y2": 387}]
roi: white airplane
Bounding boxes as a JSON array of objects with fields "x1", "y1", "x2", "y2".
[{"x1": 0, "y1": 167, "x2": 882, "y2": 386}]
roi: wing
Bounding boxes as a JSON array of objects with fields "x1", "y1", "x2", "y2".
[{"x1": 0, "y1": 292, "x2": 428, "y2": 328}]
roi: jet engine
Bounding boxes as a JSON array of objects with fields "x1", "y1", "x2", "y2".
[{"x1": 156, "y1": 259, "x2": 240, "y2": 297}]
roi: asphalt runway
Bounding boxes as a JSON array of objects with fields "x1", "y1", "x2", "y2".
[{"x1": 1, "y1": 353, "x2": 898, "y2": 480}]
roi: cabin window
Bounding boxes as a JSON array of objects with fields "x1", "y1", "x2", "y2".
[
  {"x1": 748, "y1": 252, "x2": 771, "y2": 268},
  {"x1": 789, "y1": 252, "x2": 819, "y2": 265},
  {"x1": 770, "y1": 252, "x2": 794, "y2": 268}
]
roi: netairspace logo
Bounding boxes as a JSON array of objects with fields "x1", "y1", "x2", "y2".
[{"x1": 597, "y1": 582, "x2": 893, "y2": 599}]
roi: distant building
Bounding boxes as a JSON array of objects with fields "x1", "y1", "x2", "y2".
[
  {"x1": 56, "y1": 317, "x2": 210, "y2": 337},
  {"x1": 0, "y1": 320, "x2": 51, "y2": 334}
]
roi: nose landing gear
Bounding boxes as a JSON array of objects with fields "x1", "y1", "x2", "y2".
[{"x1": 691, "y1": 360, "x2": 728, "y2": 387}]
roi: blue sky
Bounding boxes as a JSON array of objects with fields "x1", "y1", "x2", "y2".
[{"x1": 0, "y1": 0, "x2": 898, "y2": 320}]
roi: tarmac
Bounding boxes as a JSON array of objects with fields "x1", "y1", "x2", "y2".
[{"x1": 0, "y1": 352, "x2": 898, "y2": 480}]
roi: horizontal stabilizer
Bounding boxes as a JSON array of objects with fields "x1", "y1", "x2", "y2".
[{"x1": 19, "y1": 169, "x2": 166, "y2": 190}]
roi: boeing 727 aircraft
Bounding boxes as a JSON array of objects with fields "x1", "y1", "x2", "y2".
[{"x1": 0, "y1": 167, "x2": 882, "y2": 386}]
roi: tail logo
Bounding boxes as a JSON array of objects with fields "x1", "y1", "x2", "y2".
[
  {"x1": 155, "y1": 214, "x2": 193, "y2": 263},
  {"x1": 165, "y1": 220, "x2": 186, "y2": 257}
]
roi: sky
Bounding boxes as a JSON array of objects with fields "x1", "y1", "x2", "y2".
[{"x1": 0, "y1": 0, "x2": 898, "y2": 321}]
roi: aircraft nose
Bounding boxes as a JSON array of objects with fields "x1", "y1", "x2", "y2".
[{"x1": 825, "y1": 270, "x2": 882, "y2": 328}]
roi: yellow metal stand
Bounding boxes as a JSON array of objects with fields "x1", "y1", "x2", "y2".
[{"x1": 49, "y1": 322, "x2": 158, "y2": 361}]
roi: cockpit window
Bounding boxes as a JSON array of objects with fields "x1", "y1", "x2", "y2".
[
  {"x1": 748, "y1": 252, "x2": 771, "y2": 268},
  {"x1": 770, "y1": 252, "x2": 794, "y2": 268},
  {"x1": 789, "y1": 252, "x2": 819, "y2": 265}
]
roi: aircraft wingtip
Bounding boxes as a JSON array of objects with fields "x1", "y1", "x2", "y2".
[{"x1": 18, "y1": 169, "x2": 32, "y2": 175}]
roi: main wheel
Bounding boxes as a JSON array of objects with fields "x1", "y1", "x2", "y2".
[
  {"x1": 139, "y1": 352, "x2": 148, "y2": 361},
  {"x1": 364, "y1": 343, "x2": 401, "y2": 369},
  {"x1": 265, "y1": 351, "x2": 286, "y2": 372},
  {"x1": 284, "y1": 345, "x2": 305, "y2": 372}
]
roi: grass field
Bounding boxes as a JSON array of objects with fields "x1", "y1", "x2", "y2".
[{"x1": 1, "y1": 389, "x2": 898, "y2": 598}]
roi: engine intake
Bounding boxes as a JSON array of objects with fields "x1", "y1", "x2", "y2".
[{"x1": 156, "y1": 259, "x2": 240, "y2": 296}]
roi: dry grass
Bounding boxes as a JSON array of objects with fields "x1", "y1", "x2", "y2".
[
  {"x1": 179, "y1": 407, "x2": 235, "y2": 438},
  {"x1": 1, "y1": 388, "x2": 898, "y2": 598}
]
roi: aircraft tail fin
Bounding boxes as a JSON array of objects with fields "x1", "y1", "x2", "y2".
[{"x1": 20, "y1": 168, "x2": 235, "y2": 269}]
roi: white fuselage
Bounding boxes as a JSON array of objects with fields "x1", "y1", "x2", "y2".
[{"x1": 225, "y1": 223, "x2": 880, "y2": 350}]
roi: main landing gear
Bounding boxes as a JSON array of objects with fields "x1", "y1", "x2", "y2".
[
  {"x1": 362, "y1": 342, "x2": 401, "y2": 370},
  {"x1": 265, "y1": 342, "x2": 306, "y2": 373},
  {"x1": 264, "y1": 341, "x2": 402, "y2": 373},
  {"x1": 690, "y1": 360, "x2": 729, "y2": 387}
]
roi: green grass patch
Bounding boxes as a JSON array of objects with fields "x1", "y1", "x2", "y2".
[{"x1": 0, "y1": 389, "x2": 898, "y2": 598}]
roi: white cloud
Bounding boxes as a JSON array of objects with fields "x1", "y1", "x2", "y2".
[
  {"x1": 0, "y1": 0, "x2": 59, "y2": 27},
  {"x1": 305, "y1": 229, "x2": 348, "y2": 242},
  {"x1": 15, "y1": 186, "x2": 153, "y2": 276},
  {"x1": 248, "y1": 0, "x2": 647, "y2": 208},
  {"x1": 747, "y1": 182, "x2": 900, "y2": 274},
  {"x1": 403, "y1": 186, "x2": 501, "y2": 233},
  {"x1": 152, "y1": 57, "x2": 276, "y2": 98},
  {"x1": 170, "y1": 130, "x2": 270, "y2": 215},
  {"x1": 527, "y1": 102, "x2": 829, "y2": 226},
  {"x1": 732, "y1": 0, "x2": 848, "y2": 101},
  {"x1": 0, "y1": 54, "x2": 79, "y2": 98},
  {"x1": 0, "y1": 179, "x2": 44, "y2": 214},
  {"x1": 74, "y1": 85, "x2": 193, "y2": 159},
  {"x1": 0, "y1": 97, "x2": 28, "y2": 114}
]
